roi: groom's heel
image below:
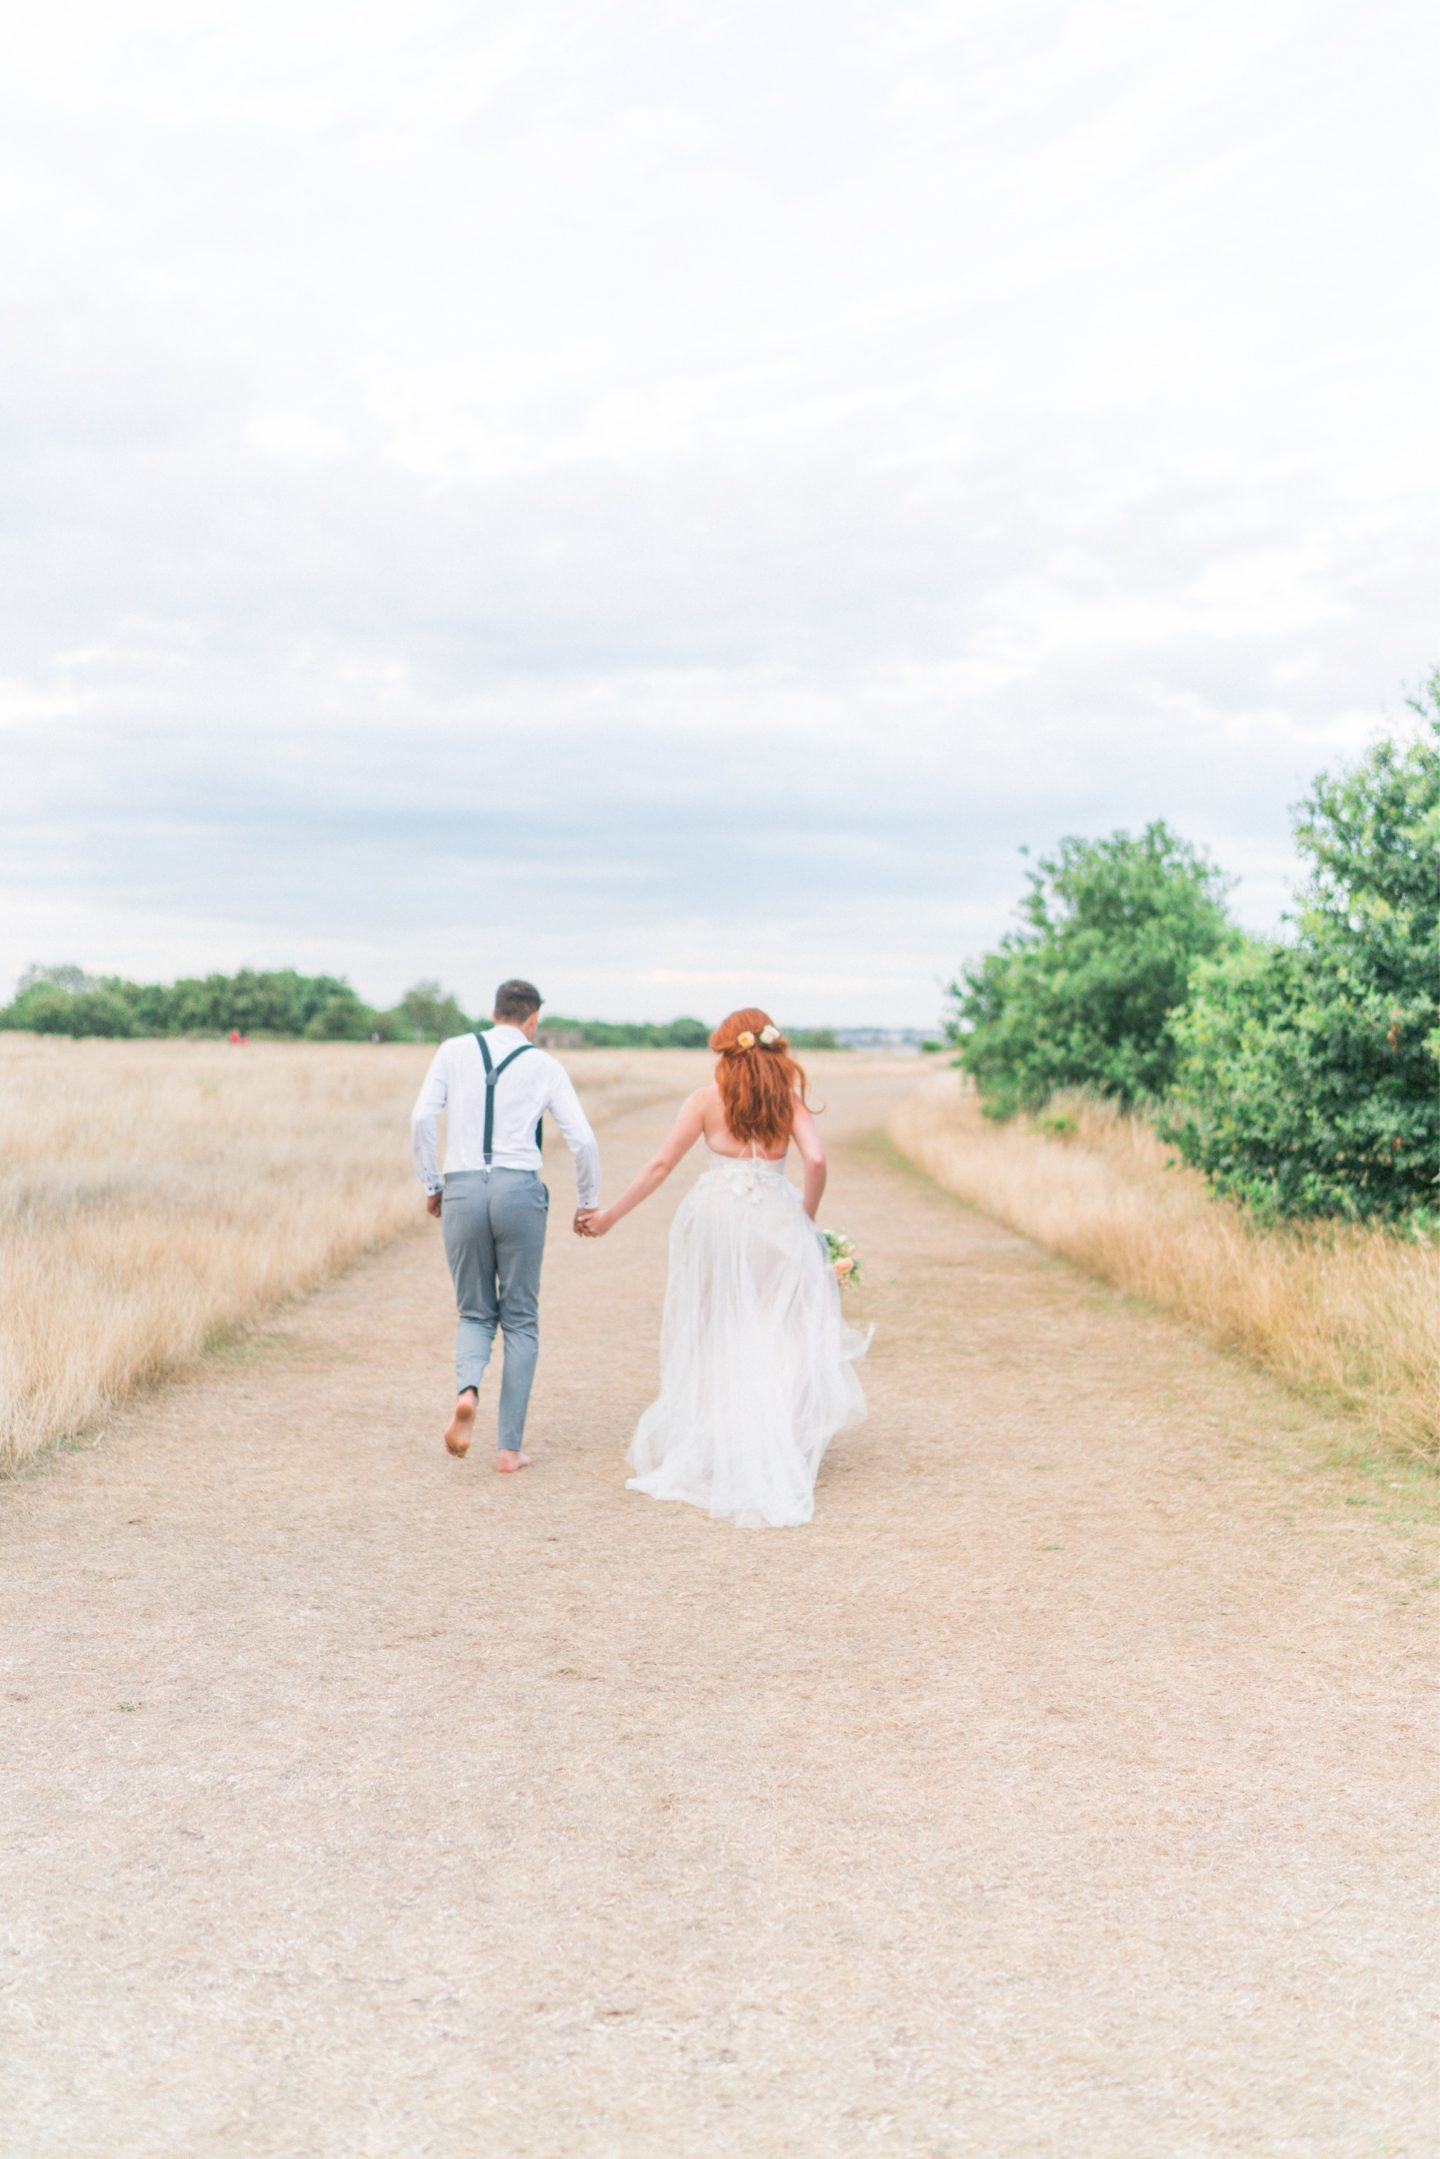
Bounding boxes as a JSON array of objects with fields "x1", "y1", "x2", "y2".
[{"x1": 443, "y1": 1393, "x2": 477, "y2": 1457}]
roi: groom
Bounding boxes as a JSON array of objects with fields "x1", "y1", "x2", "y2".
[{"x1": 411, "y1": 978, "x2": 600, "y2": 1471}]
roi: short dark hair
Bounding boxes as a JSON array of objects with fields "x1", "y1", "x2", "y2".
[{"x1": 494, "y1": 977, "x2": 543, "y2": 1023}]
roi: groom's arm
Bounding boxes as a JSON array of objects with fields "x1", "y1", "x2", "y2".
[
  {"x1": 545, "y1": 1065, "x2": 600, "y2": 1209},
  {"x1": 410, "y1": 1044, "x2": 449, "y2": 1210}
]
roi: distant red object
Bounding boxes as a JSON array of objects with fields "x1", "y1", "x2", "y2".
[{"x1": 229, "y1": 1029, "x2": 240, "y2": 1045}]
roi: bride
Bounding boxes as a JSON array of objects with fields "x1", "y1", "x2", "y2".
[{"x1": 577, "y1": 1008, "x2": 869, "y2": 1528}]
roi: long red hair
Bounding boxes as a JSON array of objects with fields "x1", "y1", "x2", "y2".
[{"x1": 710, "y1": 1008, "x2": 811, "y2": 1151}]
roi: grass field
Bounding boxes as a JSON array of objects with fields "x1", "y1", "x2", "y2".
[
  {"x1": 0, "y1": 1035, "x2": 683, "y2": 1473},
  {"x1": 889, "y1": 1070, "x2": 1440, "y2": 1460},
  {"x1": 9, "y1": 1035, "x2": 1435, "y2": 1476}
]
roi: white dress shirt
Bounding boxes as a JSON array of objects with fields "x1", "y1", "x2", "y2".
[{"x1": 410, "y1": 1029, "x2": 600, "y2": 1205}]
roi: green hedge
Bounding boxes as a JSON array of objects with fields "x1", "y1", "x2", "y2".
[{"x1": 0, "y1": 973, "x2": 840, "y2": 1056}]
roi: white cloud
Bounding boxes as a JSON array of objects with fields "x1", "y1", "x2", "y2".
[
  {"x1": 0, "y1": 0, "x2": 1435, "y2": 1023},
  {"x1": 248, "y1": 413, "x2": 351, "y2": 459}
]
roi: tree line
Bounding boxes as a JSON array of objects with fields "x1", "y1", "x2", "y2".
[
  {"x1": 948, "y1": 675, "x2": 1438, "y2": 1225},
  {"x1": 0, "y1": 970, "x2": 838, "y2": 1052}
]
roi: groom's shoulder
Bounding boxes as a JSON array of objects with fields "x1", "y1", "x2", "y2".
[
  {"x1": 533, "y1": 1044, "x2": 590, "y2": 1096},
  {"x1": 450, "y1": 1031, "x2": 567, "y2": 1076}
]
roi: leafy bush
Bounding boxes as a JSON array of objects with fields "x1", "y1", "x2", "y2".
[
  {"x1": 390, "y1": 980, "x2": 473, "y2": 1041},
  {"x1": 1164, "y1": 687, "x2": 1440, "y2": 1221},
  {"x1": 303, "y1": 991, "x2": 380, "y2": 1041},
  {"x1": 1, "y1": 979, "x2": 136, "y2": 1036},
  {"x1": 64, "y1": 988, "x2": 139, "y2": 1037},
  {"x1": 2, "y1": 985, "x2": 83, "y2": 1033},
  {"x1": 947, "y1": 822, "x2": 1236, "y2": 1116}
]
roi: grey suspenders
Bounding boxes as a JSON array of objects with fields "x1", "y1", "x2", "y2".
[{"x1": 475, "y1": 1033, "x2": 543, "y2": 1167}]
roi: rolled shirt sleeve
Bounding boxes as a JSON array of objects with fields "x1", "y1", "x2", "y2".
[
  {"x1": 545, "y1": 1066, "x2": 600, "y2": 1208},
  {"x1": 410, "y1": 1045, "x2": 449, "y2": 1192}
]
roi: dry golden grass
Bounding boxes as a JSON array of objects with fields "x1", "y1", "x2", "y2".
[
  {"x1": 889, "y1": 1070, "x2": 1440, "y2": 1459},
  {"x1": 0, "y1": 1035, "x2": 678, "y2": 1472},
  {"x1": 0, "y1": 1035, "x2": 429, "y2": 1471}
]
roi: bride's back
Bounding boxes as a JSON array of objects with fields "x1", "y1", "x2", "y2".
[{"x1": 698, "y1": 1083, "x2": 788, "y2": 1162}]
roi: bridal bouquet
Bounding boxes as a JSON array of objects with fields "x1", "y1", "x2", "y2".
[{"x1": 822, "y1": 1227, "x2": 861, "y2": 1290}]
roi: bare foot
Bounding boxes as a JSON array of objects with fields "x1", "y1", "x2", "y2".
[
  {"x1": 495, "y1": 1450, "x2": 532, "y2": 1474},
  {"x1": 443, "y1": 1393, "x2": 477, "y2": 1458}
]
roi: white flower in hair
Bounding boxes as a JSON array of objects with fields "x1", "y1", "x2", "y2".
[{"x1": 759, "y1": 1024, "x2": 781, "y2": 1045}]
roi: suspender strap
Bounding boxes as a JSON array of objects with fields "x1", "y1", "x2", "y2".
[{"x1": 475, "y1": 1033, "x2": 541, "y2": 1168}]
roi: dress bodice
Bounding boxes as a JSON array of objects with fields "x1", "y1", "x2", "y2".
[{"x1": 705, "y1": 1143, "x2": 788, "y2": 1171}]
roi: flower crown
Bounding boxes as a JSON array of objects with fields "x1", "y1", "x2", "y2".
[{"x1": 734, "y1": 1024, "x2": 782, "y2": 1051}]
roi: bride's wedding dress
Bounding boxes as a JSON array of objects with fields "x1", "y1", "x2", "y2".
[{"x1": 626, "y1": 1146, "x2": 870, "y2": 1528}]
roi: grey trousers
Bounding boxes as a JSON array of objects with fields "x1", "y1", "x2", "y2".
[{"x1": 440, "y1": 1169, "x2": 549, "y2": 1451}]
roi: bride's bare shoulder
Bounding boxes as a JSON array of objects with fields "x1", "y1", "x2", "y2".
[{"x1": 686, "y1": 1083, "x2": 723, "y2": 1127}]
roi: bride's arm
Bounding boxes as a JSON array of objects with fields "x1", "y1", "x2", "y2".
[
  {"x1": 792, "y1": 1100, "x2": 827, "y2": 1220},
  {"x1": 583, "y1": 1091, "x2": 707, "y2": 1236}
]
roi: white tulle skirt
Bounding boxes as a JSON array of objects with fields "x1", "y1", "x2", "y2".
[{"x1": 626, "y1": 1150, "x2": 870, "y2": 1528}]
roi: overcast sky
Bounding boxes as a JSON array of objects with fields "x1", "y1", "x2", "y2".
[{"x1": 2, "y1": 1, "x2": 1436, "y2": 1026}]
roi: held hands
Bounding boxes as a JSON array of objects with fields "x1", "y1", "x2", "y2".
[{"x1": 432, "y1": 1188, "x2": 603, "y2": 1235}]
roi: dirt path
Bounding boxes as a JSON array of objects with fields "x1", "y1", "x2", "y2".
[{"x1": 3, "y1": 1061, "x2": 1437, "y2": 2159}]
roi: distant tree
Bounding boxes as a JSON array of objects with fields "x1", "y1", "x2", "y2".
[
  {"x1": 103, "y1": 977, "x2": 173, "y2": 1031},
  {"x1": 948, "y1": 822, "x2": 1237, "y2": 1115},
  {"x1": 531, "y1": 1015, "x2": 838, "y2": 1051},
  {"x1": 1, "y1": 985, "x2": 76, "y2": 1033},
  {"x1": 0, "y1": 981, "x2": 135, "y2": 1035},
  {"x1": 222, "y1": 968, "x2": 314, "y2": 1034},
  {"x1": 165, "y1": 974, "x2": 237, "y2": 1032},
  {"x1": 1, "y1": 965, "x2": 396, "y2": 1039},
  {"x1": 540, "y1": 1017, "x2": 666, "y2": 1048},
  {"x1": 303, "y1": 989, "x2": 378, "y2": 1041},
  {"x1": 151, "y1": 968, "x2": 362, "y2": 1035},
  {"x1": 65, "y1": 987, "x2": 138, "y2": 1037},
  {"x1": 1164, "y1": 685, "x2": 1440, "y2": 1221},
  {"x1": 15, "y1": 962, "x2": 98, "y2": 998},
  {"x1": 394, "y1": 980, "x2": 473, "y2": 1041}
]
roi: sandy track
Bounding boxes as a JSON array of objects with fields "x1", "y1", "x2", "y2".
[{"x1": 2, "y1": 1059, "x2": 1436, "y2": 2158}]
